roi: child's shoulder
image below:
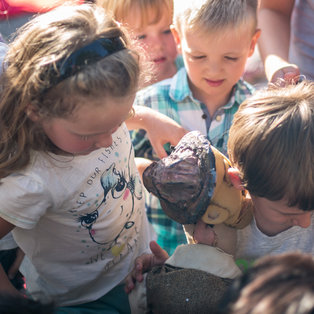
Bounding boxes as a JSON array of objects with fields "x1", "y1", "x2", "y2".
[{"x1": 135, "y1": 67, "x2": 187, "y2": 103}]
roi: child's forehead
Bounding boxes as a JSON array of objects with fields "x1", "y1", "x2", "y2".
[
  {"x1": 123, "y1": 2, "x2": 172, "y2": 30},
  {"x1": 181, "y1": 20, "x2": 255, "y2": 43},
  {"x1": 176, "y1": 11, "x2": 256, "y2": 37}
]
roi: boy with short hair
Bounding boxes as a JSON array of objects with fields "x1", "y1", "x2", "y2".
[
  {"x1": 194, "y1": 79, "x2": 314, "y2": 265},
  {"x1": 227, "y1": 80, "x2": 314, "y2": 266},
  {"x1": 132, "y1": 0, "x2": 260, "y2": 254}
]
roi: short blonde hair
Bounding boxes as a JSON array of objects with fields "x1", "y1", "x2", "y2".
[
  {"x1": 173, "y1": 0, "x2": 258, "y2": 34},
  {"x1": 228, "y1": 80, "x2": 314, "y2": 211},
  {"x1": 97, "y1": 0, "x2": 173, "y2": 28}
]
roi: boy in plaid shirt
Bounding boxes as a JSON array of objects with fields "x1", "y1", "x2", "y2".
[{"x1": 132, "y1": 0, "x2": 260, "y2": 254}]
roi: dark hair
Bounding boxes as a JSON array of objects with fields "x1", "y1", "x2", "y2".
[{"x1": 219, "y1": 252, "x2": 314, "y2": 314}]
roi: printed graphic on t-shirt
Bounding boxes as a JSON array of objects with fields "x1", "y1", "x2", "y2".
[{"x1": 71, "y1": 127, "x2": 144, "y2": 265}]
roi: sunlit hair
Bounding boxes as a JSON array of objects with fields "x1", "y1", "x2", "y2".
[
  {"x1": 221, "y1": 252, "x2": 314, "y2": 314},
  {"x1": 228, "y1": 80, "x2": 314, "y2": 211},
  {"x1": 173, "y1": 0, "x2": 258, "y2": 35},
  {"x1": 0, "y1": 3, "x2": 143, "y2": 179},
  {"x1": 97, "y1": 0, "x2": 173, "y2": 29}
]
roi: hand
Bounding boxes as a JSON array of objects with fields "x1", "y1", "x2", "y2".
[
  {"x1": 125, "y1": 241, "x2": 169, "y2": 294},
  {"x1": 270, "y1": 64, "x2": 301, "y2": 86},
  {"x1": 127, "y1": 106, "x2": 188, "y2": 159},
  {"x1": 145, "y1": 111, "x2": 187, "y2": 159},
  {"x1": 147, "y1": 113, "x2": 188, "y2": 159}
]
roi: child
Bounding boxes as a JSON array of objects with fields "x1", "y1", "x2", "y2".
[
  {"x1": 226, "y1": 80, "x2": 314, "y2": 267},
  {"x1": 131, "y1": 0, "x2": 260, "y2": 255},
  {"x1": 219, "y1": 252, "x2": 314, "y2": 314},
  {"x1": 97, "y1": 0, "x2": 182, "y2": 86},
  {"x1": 0, "y1": 3, "x2": 186, "y2": 312},
  {"x1": 125, "y1": 80, "x2": 314, "y2": 295}
]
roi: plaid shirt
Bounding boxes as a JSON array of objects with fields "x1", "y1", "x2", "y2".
[{"x1": 132, "y1": 67, "x2": 255, "y2": 254}]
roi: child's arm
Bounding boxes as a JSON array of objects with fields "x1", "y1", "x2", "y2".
[
  {"x1": 126, "y1": 106, "x2": 187, "y2": 159},
  {"x1": 125, "y1": 241, "x2": 169, "y2": 294},
  {"x1": 258, "y1": 0, "x2": 300, "y2": 84}
]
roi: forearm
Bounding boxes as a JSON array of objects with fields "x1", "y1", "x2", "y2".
[
  {"x1": 126, "y1": 105, "x2": 187, "y2": 159},
  {"x1": 258, "y1": 0, "x2": 295, "y2": 80},
  {"x1": 125, "y1": 106, "x2": 154, "y2": 131}
]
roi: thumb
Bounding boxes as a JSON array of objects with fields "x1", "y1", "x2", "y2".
[{"x1": 149, "y1": 241, "x2": 169, "y2": 265}]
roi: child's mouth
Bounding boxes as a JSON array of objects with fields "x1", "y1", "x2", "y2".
[
  {"x1": 205, "y1": 78, "x2": 224, "y2": 87},
  {"x1": 153, "y1": 57, "x2": 166, "y2": 64}
]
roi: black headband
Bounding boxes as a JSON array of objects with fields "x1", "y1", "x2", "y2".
[{"x1": 43, "y1": 36, "x2": 126, "y2": 92}]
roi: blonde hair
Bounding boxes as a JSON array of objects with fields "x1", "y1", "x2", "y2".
[
  {"x1": 228, "y1": 80, "x2": 314, "y2": 211},
  {"x1": 173, "y1": 0, "x2": 258, "y2": 34},
  {"x1": 97, "y1": 0, "x2": 173, "y2": 28},
  {"x1": 0, "y1": 3, "x2": 141, "y2": 179}
]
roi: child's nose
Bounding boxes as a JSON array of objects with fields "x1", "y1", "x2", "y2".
[
  {"x1": 292, "y1": 212, "x2": 312, "y2": 228},
  {"x1": 95, "y1": 135, "x2": 113, "y2": 148},
  {"x1": 150, "y1": 35, "x2": 163, "y2": 50},
  {"x1": 206, "y1": 60, "x2": 220, "y2": 75}
]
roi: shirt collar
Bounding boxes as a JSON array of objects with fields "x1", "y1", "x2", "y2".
[{"x1": 169, "y1": 68, "x2": 248, "y2": 109}]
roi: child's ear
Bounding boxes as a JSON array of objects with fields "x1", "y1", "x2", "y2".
[
  {"x1": 227, "y1": 167, "x2": 244, "y2": 190},
  {"x1": 25, "y1": 105, "x2": 40, "y2": 122},
  {"x1": 170, "y1": 25, "x2": 182, "y2": 53},
  {"x1": 248, "y1": 29, "x2": 261, "y2": 57}
]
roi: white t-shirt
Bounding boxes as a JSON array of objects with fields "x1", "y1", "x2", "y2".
[
  {"x1": 235, "y1": 213, "x2": 314, "y2": 270},
  {"x1": 0, "y1": 124, "x2": 155, "y2": 306}
]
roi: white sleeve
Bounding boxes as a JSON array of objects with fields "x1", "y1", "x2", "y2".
[{"x1": 0, "y1": 173, "x2": 53, "y2": 229}]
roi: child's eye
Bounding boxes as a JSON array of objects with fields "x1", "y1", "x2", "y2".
[
  {"x1": 225, "y1": 56, "x2": 238, "y2": 61},
  {"x1": 137, "y1": 34, "x2": 146, "y2": 40},
  {"x1": 191, "y1": 55, "x2": 205, "y2": 60},
  {"x1": 163, "y1": 29, "x2": 172, "y2": 35}
]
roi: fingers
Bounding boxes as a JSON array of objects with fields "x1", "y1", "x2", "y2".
[
  {"x1": 124, "y1": 274, "x2": 135, "y2": 294},
  {"x1": 151, "y1": 142, "x2": 168, "y2": 159},
  {"x1": 125, "y1": 242, "x2": 169, "y2": 294},
  {"x1": 271, "y1": 65, "x2": 300, "y2": 85},
  {"x1": 124, "y1": 254, "x2": 149, "y2": 294}
]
